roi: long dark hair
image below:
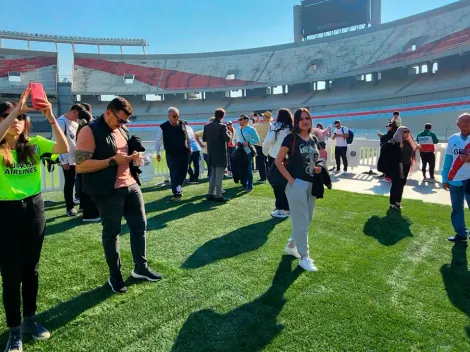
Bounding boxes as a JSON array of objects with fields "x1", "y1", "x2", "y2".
[
  {"x1": 293, "y1": 108, "x2": 312, "y2": 134},
  {"x1": 273, "y1": 108, "x2": 293, "y2": 140},
  {"x1": 0, "y1": 102, "x2": 35, "y2": 167}
]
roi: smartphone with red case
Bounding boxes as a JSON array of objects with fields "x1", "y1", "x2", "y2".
[{"x1": 29, "y1": 82, "x2": 46, "y2": 109}]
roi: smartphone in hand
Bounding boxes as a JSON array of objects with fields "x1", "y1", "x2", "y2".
[{"x1": 29, "y1": 82, "x2": 46, "y2": 110}]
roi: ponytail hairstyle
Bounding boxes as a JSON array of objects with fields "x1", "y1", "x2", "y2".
[{"x1": 0, "y1": 101, "x2": 35, "y2": 168}]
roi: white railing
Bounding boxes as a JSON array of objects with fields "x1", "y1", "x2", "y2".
[{"x1": 40, "y1": 140, "x2": 448, "y2": 192}]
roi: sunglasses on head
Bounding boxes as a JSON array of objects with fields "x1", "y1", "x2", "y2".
[{"x1": 1, "y1": 113, "x2": 27, "y2": 121}]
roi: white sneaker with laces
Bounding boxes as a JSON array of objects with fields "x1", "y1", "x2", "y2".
[
  {"x1": 283, "y1": 244, "x2": 301, "y2": 259},
  {"x1": 299, "y1": 257, "x2": 318, "y2": 272},
  {"x1": 271, "y1": 210, "x2": 290, "y2": 219},
  {"x1": 342, "y1": 171, "x2": 348, "y2": 175}
]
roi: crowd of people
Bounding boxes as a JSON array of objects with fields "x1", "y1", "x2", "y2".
[{"x1": 0, "y1": 88, "x2": 468, "y2": 352}]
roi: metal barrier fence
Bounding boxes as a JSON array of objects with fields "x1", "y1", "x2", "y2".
[{"x1": 40, "y1": 140, "x2": 447, "y2": 192}]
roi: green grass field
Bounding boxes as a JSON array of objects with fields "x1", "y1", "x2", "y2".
[{"x1": 0, "y1": 179, "x2": 469, "y2": 351}]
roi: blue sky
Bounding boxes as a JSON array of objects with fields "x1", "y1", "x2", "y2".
[{"x1": 0, "y1": 0, "x2": 457, "y2": 78}]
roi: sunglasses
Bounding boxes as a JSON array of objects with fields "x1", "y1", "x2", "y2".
[
  {"x1": 0, "y1": 113, "x2": 27, "y2": 121},
  {"x1": 403, "y1": 130, "x2": 410, "y2": 133},
  {"x1": 111, "y1": 110, "x2": 129, "y2": 125}
]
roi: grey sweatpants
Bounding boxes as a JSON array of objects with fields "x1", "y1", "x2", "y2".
[
  {"x1": 285, "y1": 179, "x2": 316, "y2": 258},
  {"x1": 209, "y1": 166, "x2": 225, "y2": 198}
]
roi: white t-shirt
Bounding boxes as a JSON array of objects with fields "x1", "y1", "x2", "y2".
[
  {"x1": 334, "y1": 127, "x2": 349, "y2": 147},
  {"x1": 446, "y1": 133, "x2": 470, "y2": 181},
  {"x1": 53, "y1": 116, "x2": 79, "y2": 165}
]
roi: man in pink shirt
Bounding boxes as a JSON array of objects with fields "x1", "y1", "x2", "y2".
[{"x1": 76, "y1": 97, "x2": 161, "y2": 294}]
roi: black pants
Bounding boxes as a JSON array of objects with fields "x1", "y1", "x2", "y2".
[
  {"x1": 203, "y1": 153, "x2": 211, "y2": 178},
  {"x1": 78, "y1": 174, "x2": 100, "y2": 219},
  {"x1": 75, "y1": 175, "x2": 80, "y2": 200},
  {"x1": 227, "y1": 147, "x2": 235, "y2": 172},
  {"x1": 255, "y1": 146, "x2": 268, "y2": 181},
  {"x1": 92, "y1": 184, "x2": 147, "y2": 277},
  {"x1": 63, "y1": 165, "x2": 76, "y2": 211},
  {"x1": 0, "y1": 194, "x2": 45, "y2": 328},
  {"x1": 188, "y1": 151, "x2": 201, "y2": 182},
  {"x1": 390, "y1": 164, "x2": 411, "y2": 205},
  {"x1": 166, "y1": 154, "x2": 189, "y2": 196},
  {"x1": 267, "y1": 156, "x2": 289, "y2": 211},
  {"x1": 335, "y1": 146, "x2": 348, "y2": 172},
  {"x1": 420, "y1": 152, "x2": 435, "y2": 178}
]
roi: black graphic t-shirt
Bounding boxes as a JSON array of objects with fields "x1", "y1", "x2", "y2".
[{"x1": 282, "y1": 133, "x2": 320, "y2": 183}]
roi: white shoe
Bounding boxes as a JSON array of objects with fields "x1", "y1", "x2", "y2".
[
  {"x1": 271, "y1": 210, "x2": 290, "y2": 219},
  {"x1": 342, "y1": 171, "x2": 348, "y2": 175},
  {"x1": 299, "y1": 257, "x2": 318, "y2": 272},
  {"x1": 283, "y1": 244, "x2": 301, "y2": 259},
  {"x1": 83, "y1": 217, "x2": 101, "y2": 223}
]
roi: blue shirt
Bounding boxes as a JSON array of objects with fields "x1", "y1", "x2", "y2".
[
  {"x1": 233, "y1": 125, "x2": 260, "y2": 146},
  {"x1": 186, "y1": 126, "x2": 201, "y2": 152}
]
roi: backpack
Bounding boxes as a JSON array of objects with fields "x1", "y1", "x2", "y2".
[{"x1": 342, "y1": 127, "x2": 354, "y2": 144}]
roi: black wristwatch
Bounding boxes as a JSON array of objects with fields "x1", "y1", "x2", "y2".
[{"x1": 109, "y1": 157, "x2": 117, "y2": 167}]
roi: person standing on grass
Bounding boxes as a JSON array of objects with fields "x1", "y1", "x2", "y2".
[
  {"x1": 0, "y1": 90, "x2": 68, "y2": 352},
  {"x1": 232, "y1": 114, "x2": 260, "y2": 193},
  {"x1": 378, "y1": 122, "x2": 395, "y2": 182},
  {"x1": 254, "y1": 111, "x2": 272, "y2": 183},
  {"x1": 195, "y1": 117, "x2": 215, "y2": 179},
  {"x1": 442, "y1": 113, "x2": 470, "y2": 242},
  {"x1": 312, "y1": 123, "x2": 331, "y2": 160},
  {"x1": 275, "y1": 108, "x2": 321, "y2": 272},
  {"x1": 76, "y1": 97, "x2": 161, "y2": 294},
  {"x1": 185, "y1": 122, "x2": 201, "y2": 184},
  {"x1": 263, "y1": 108, "x2": 293, "y2": 218},
  {"x1": 155, "y1": 107, "x2": 192, "y2": 200},
  {"x1": 226, "y1": 121, "x2": 236, "y2": 177},
  {"x1": 416, "y1": 123, "x2": 439, "y2": 182},
  {"x1": 53, "y1": 103, "x2": 85, "y2": 217},
  {"x1": 203, "y1": 108, "x2": 231, "y2": 202},
  {"x1": 332, "y1": 120, "x2": 349, "y2": 175},
  {"x1": 377, "y1": 126, "x2": 418, "y2": 210}
]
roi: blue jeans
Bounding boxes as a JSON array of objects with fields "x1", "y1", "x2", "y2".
[
  {"x1": 449, "y1": 180, "x2": 470, "y2": 237},
  {"x1": 244, "y1": 153, "x2": 254, "y2": 191}
]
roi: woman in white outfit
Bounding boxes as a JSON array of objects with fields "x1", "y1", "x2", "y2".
[
  {"x1": 275, "y1": 108, "x2": 321, "y2": 272},
  {"x1": 263, "y1": 108, "x2": 293, "y2": 218}
]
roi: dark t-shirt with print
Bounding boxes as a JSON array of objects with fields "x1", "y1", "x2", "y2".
[{"x1": 282, "y1": 133, "x2": 320, "y2": 183}]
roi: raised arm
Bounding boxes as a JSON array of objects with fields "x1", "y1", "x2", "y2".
[{"x1": 36, "y1": 97, "x2": 68, "y2": 155}]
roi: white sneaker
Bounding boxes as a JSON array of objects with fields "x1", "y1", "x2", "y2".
[
  {"x1": 299, "y1": 257, "x2": 318, "y2": 272},
  {"x1": 271, "y1": 210, "x2": 290, "y2": 219},
  {"x1": 342, "y1": 171, "x2": 348, "y2": 175},
  {"x1": 283, "y1": 244, "x2": 301, "y2": 259}
]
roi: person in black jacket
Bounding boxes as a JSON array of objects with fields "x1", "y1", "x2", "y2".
[
  {"x1": 377, "y1": 126, "x2": 418, "y2": 210},
  {"x1": 155, "y1": 107, "x2": 191, "y2": 200},
  {"x1": 377, "y1": 123, "x2": 395, "y2": 180}
]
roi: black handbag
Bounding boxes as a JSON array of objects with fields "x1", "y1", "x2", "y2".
[{"x1": 267, "y1": 134, "x2": 296, "y2": 187}]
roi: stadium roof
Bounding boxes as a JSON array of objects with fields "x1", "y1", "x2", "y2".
[{"x1": 0, "y1": 30, "x2": 148, "y2": 47}]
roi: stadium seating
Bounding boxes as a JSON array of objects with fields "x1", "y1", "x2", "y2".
[
  {"x1": 72, "y1": 2, "x2": 470, "y2": 94},
  {"x1": 0, "y1": 48, "x2": 58, "y2": 94}
]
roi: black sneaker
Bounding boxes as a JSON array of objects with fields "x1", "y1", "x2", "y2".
[
  {"x1": 22, "y1": 317, "x2": 50, "y2": 341},
  {"x1": 108, "y1": 274, "x2": 128, "y2": 294},
  {"x1": 66, "y1": 209, "x2": 78, "y2": 217},
  {"x1": 5, "y1": 327, "x2": 22, "y2": 352},
  {"x1": 448, "y1": 235, "x2": 468, "y2": 242},
  {"x1": 131, "y1": 267, "x2": 162, "y2": 282},
  {"x1": 206, "y1": 195, "x2": 215, "y2": 201},
  {"x1": 214, "y1": 197, "x2": 230, "y2": 203}
]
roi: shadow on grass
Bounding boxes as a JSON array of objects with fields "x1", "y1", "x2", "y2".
[
  {"x1": 363, "y1": 208, "x2": 413, "y2": 246},
  {"x1": 441, "y1": 242, "x2": 470, "y2": 340},
  {"x1": 0, "y1": 284, "x2": 114, "y2": 347},
  {"x1": 172, "y1": 256, "x2": 302, "y2": 352},
  {"x1": 181, "y1": 218, "x2": 286, "y2": 269},
  {"x1": 45, "y1": 217, "x2": 85, "y2": 236}
]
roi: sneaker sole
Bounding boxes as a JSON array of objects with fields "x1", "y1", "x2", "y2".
[
  {"x1": 131, "y1": 270, "x2": 162, "y2": 282},
  {"x1": 107, "y1": 277, "x2": 127, "y2": 293},
  {"x1": 25, "y1": 332, "x2": 51, "y2": 341}
]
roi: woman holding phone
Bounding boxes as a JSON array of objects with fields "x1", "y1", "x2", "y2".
[{"x1": 0, "y1": 88, "x2": 68, "y2": 352}]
